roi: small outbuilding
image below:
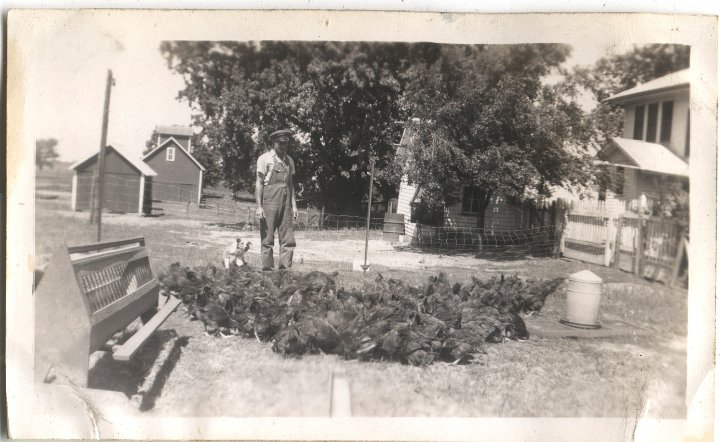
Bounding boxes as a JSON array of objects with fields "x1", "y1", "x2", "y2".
[
  {"x1": 142, "y1": 125, "x2": 205, "y2": 205},
  {"x1": 69, "y1": 145, "x2": 157, "y2": 214}
]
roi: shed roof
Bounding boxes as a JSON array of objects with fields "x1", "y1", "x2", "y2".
[
  {"x1": 156, "y1": 125, "x2": 194, "y2": 137},
  {"x1": 601, "y1": 137, "x2": 688, "y2": 177},
  {"x1": 604, "y1": 69, "x2": 690, "y2": 104},
  {"x1": 69, "y1": 145, "x2": 158, "y2": 176}
]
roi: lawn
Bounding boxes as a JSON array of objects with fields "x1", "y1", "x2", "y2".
[{"x1": 33, "y1": 199, "x2": 688, "y2": 418}]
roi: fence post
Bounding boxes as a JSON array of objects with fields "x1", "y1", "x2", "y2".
[
  {"x1": 634, "y1": 216, "x2": 647, "y2": 276},
  {"x1": 320, "y1": 206, "x2": 325, "y2": 228},
  {"x1": 603, "y1": 217, "x2": 613, "y2": 267},
  {"x1": 614, "y1": 216, "x2": 623, "y2": 269},
  {"x1": 552, "y1": 200, "x2": 565, "y2": 258}
]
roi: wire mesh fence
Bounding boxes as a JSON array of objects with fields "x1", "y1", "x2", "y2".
[
  {"x1": 56, "y1": 174, "x2": 388, "y2": 232},
  {"x1": 411, "y1": 224, "x2": 560, "y2": 257}
]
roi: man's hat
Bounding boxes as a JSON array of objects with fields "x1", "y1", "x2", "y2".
[{"x1": 269, "y1": 129, "x2": 293, "y2": 142}]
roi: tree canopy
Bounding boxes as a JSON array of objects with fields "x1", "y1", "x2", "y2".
[
  {"x1": 162, "y1": 41, "x2": 596, "y2": 221},
  {"x1": 36, "y1": 138, "x2": 60, "y2": 170},
  {"x1": 400, "y1": 44, "x2": 593, "y2": 227},
  {"x1": 161, "y1": 41, "x2": 442, "y2": 213}
]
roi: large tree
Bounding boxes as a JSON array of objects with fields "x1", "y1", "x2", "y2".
[
  {"x1": 36, "y1": 138, "x2": 60, "y2": 170},
  {"x1": 161, "y1": 41, "x2": 437, "y2": 214},
  {"x1": 401, "y1": 44, "x2": 593, "y2": 227}
]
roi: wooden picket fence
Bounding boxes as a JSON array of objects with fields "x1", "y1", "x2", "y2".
[{"x1": 562, "y1": 207, "x2": 687, "y2": 286}]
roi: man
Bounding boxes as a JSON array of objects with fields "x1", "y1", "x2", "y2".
[{"x1": 255, "y1": 129, "x2": 298, "y2": 271}]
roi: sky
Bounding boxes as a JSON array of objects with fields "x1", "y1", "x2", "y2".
[{"x1": 26, "y1": 14, "x2": 641, "y2": 163}]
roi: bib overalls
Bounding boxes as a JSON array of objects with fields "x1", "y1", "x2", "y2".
[{"x1": 260, "y1": 158, "x2": 296, "y2": 270}]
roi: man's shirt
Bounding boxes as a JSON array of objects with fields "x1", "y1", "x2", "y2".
[{"x1": 257, "y1": 149, "x2": 295, "y2": 185}]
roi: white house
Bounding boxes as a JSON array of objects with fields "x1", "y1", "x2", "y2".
[{"x1": 596, "y1": 69, "x2": 690, "y2": 211}]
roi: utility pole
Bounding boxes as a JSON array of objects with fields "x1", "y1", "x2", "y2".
[
  {"x1": 361, "y1": 158, "x2": 375, "y2": 273},
  {"x1": 89, "y1": 70, "x2": 115, "y2": 242}
]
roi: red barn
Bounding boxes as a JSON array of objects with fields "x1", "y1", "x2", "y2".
[
  {"x1": 142, "y1": 125, "x2": 205, "y2": 205},
  {"x1": 69, "y1": 145, "x2": 157, "y2": 214}
]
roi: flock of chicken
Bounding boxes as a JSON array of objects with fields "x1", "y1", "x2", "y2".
[{"x1": 159, "y1": 264, "x2": 564, "y2": 366}]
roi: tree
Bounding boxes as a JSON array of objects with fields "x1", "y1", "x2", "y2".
[
  {"x1": 160, "y1": 41, "x2": 437, "y2": 214},
  {"x1": 401, "y1": 44, "x2": 594, "y2": 228},
  {"x1": 36, "y1": 138, "x2": 60, "y2": 170},
  {"x1": 143, "y1": 129, "x2": 159, "y2": 155}
]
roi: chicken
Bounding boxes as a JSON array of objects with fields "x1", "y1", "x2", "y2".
[
  {"x1": 521, "y1": 277, "x2": 565, "y2": 313},
  {"x1": 223, "y1": 238, "x2": 251, "y2": 269},
  {"x1": 159, "y1": 262, "x2": 567, "y2": 367}
]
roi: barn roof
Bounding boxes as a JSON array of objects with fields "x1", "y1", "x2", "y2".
[
  {"x1": 69, "y1": 145, "x2": 158, "y2": 176},
  {"x1": 142, "y1": 137, "x2": 206, "y2": 171},
  {"x1": 156, "y1": 125, "x2": 194, "y2": 137},
  {"x1": 601, "y1": 137, "x2": 689, "y2": 177},
  {"x1": 604, "y1": 69, "x2": 690, "y2": 104}
]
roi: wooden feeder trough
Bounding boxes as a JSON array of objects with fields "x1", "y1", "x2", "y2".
[{"x1": 34, "y1": 237, "x2": 181, "y2": 387}]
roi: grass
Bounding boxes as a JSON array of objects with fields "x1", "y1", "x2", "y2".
[{"x1": 33, "y1": 200, "x2": 688, "y2": 418}]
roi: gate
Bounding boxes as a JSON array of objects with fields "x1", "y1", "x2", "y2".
[
  {"x1": 615, "y1": 216, "x2": 640, "y2": 273},
  {"x1": 562, "y1": 214, "x2": 611, "y2": 266}
]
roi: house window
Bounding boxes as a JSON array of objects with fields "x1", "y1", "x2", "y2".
[
  {"x1": 462, "y1": 186, "x2": 482, "y2": 214},
  {"x1": 410, "y1": 201, "x2": 443, "y2": 226},
  {"x1": 634, "y1": 101, "x2": 674, "y2": 144},
  {"x1": 633, "y1": 105, "x2": 645, "y2": 140},
  {"x1": 660, "y1": 101, "x2": 674, "y2": 142},
  {"x1": 646, "y1": 103, "x2": 659, "y2": 142},
  {"x1": 598, "y1": 166, "x2": 624, "y2": 200},
  {"x1": 166, "y1": 147, "x2": 176, "y2": 161},
  {"x1": 613, "y1": 166, "x2": 625, "y2": 195}
]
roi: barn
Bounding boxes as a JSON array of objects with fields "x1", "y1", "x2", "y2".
[
  {"x1": 69, "y1": 145, "x2": 157, "y2": 214},
  {"x1": 142, "y1": 125, "x2": 205, "y2": 205}
]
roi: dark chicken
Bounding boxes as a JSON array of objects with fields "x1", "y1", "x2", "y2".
[{"x1": 160, "y1": 264, "x2": 564, "y2": 366}]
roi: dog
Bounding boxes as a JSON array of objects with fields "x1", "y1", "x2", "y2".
[{"x1": 223, "y1": 238, "x2": 251, "y2": 269}]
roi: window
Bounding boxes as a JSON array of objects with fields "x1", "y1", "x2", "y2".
[
  {"x1": 646, "y1": 103, "x2": 659, "y2": 142},
  {"x1": 462, "y1": 186, "x2": 482, "y2": 214},
  {"x1": 410, "y1": 201, "x2": 444, "y2": 226},
  {"x1": 660, "y1": 101, "x2": 674, "y2": 142},
  {"x1": 166, "y1": 147, "x2": 176, "y2": 161},
  {"x1": 634, "y1": 100, "x2": 675, "y2": 144},
  {"x1": 633, "y1": 105, "x2": 645, "y2": 140},
  {"x1": 612, "y1": 167, "x2": 625, "y2": 195},
  {"x1": 598, "y1": 166, "x2": 624, "y2": 199}
]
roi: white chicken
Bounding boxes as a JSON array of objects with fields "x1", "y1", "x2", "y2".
[{"x1": 223, "y1": 238, "x2": 251, "y2": 269}]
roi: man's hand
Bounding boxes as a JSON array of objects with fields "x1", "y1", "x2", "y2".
[
  {"x1": 293, "y1": 207, "x2": 299, "y2": 220},
  {"x1": 256, "y1": 206, "x2": 265, "y2": 219}
]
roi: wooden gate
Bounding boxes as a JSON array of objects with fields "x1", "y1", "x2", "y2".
[
  {"x1": 562, "y1": 214, "x2": 611, "y2": 266},
  {"x1": 614, "y1": 216, "x2": 639, "y2": 273},
  {"x1": 642, "y1": 218, "x2": 687, "y2": 283}
]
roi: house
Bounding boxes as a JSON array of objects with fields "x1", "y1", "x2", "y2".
[
  {"x1": 597, "y1": 69, "x2": 690, "y2": 210},
  {"x1": 69, "y1": 145, "x2": 157, "y2": 214},
  {"x1": 395, "y1": 127, "x2": 553, "y2": 240},
  {"x1": 142, "y1": 125, "x2": 205, "y2": 205}
]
